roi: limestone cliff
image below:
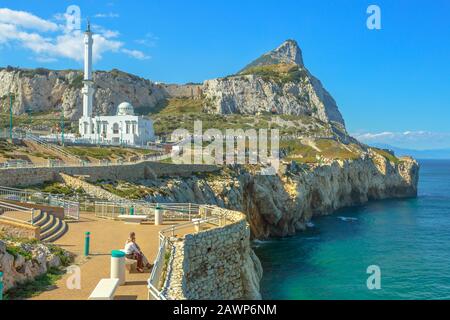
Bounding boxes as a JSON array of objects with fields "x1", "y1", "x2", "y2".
[
  {"x1": 203, "y1": 40, "x2": 345, "y2": 126},
  {"x1": 0, "y1": 67, "x2": 199, "y2": 120},
  {"x1": 134, "y1": 153, "x2": 419, "y2": 239}
]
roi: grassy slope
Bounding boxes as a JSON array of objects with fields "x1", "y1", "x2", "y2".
[
  {"x1": 143, "y1": 97, "x2": 404, "y2": 165},
  {"x1": 65, "y1": 146, "x2": 157, "y2": 160}
]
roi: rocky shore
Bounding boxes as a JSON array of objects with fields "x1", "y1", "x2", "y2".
[{"x1": 123, "y1": 152, "x2": 419, "y2": 239}]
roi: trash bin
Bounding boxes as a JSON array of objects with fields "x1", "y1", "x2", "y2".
[{"x1": 111, "y1": 250, "x2": 126, "y2": 285}]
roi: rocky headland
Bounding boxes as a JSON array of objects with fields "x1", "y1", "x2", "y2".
[{"x1": 0, "y1": 39, "x2": 420, "y2": 300}]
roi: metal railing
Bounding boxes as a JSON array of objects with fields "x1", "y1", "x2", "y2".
[
  {"x1": 0, "y1": 200, "x2": 36, "y2": 225},
  {"x1": 0, "y1": 132, "x2": 171, "y2": 170},
  {"x1": 0, "y1": 186, "x2": 79, "y2": 220},
  {"x1": 148, "y1": 238, "x2": 169, "y2": 300},
  {"x1": 93, "y1": 201, "x2": 201, "y2": 221},
  {"x1": 0, "y1": 152, "x2": 170, "y2": 170},
  {"x1": 25, "y1": 133, "x2": 81, "y2": 163},
  {"x1": 148, "y1": 204, "x2": 237, "y2": 300}
]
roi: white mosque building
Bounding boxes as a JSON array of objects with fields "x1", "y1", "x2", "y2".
[{"x1": 78, "y1": 22, "x2": 154, "y2": 146}]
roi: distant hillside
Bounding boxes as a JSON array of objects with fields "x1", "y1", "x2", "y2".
[{"x1": 370, "y1": 143, "x2": 450, "y2": 159}]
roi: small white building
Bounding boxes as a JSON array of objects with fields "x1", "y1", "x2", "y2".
[
  {"x1": 78, "y1": 22, "x2": 154, "y2": 145},
  {"x1": 80, "y1": 102, "x2": 154, "y2": 145}
]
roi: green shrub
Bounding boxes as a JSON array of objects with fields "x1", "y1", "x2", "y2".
[
  {"x1": 6, "y1": 245, "x2": 33, "y2": 261},
  {"x1": 69, "y1": 74, "x2": 84, "y2": 89}
]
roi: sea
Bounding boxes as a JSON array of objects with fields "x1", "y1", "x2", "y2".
[{"x1": 254, "y1": 159, "x2": 450, "y2": 299}]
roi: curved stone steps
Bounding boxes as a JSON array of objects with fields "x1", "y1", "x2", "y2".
[
  {"x1": 40, "y1": 214, "x2": 56, "y2": 234},
  {"x1": 31, "y1": 210, "x2": 43, "y2": 224},
  {"x1": 40, "y1": 216, "x2": 60, "y2": 239},
  {"x1": 42, "y1": 220, "x2": 68, "y2": 243},
  {"x1": 40, "y1": 215, "x2": 68, "y2": 243},
  {"x1": 33, "y1": 211, "x2": 49, "y2": 226}
]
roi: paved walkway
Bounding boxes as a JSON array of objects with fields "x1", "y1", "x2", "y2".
[{"x1": 31, "y1": 212, "x2": 193, "y2": 300}]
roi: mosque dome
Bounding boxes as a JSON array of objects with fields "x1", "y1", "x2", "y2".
[{"x1": 117, "y1": 102, "x2": 135, "y2": 116}]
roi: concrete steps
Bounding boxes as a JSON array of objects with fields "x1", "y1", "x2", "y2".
[
  {"x1": 32, "y1": 211, "x2": 46, "y2": 225},
  {"x1": 43, "y1": 220, "x2": 68, "y2": 243},
  {"x1": 33, "y1": 211, "x2": 68, "y2": 243}
]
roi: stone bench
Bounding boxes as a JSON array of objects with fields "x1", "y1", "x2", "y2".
[
  {"x1": 118, "y1": 249, "x2": 137, "y2": 272},
  {"x1": 88, "y1": 278, "x2": 120, "y2": 300},
  {"x1": 125, "y1": 257, "x2": 137, "y2": 272},
  {"x1": 118, "y1": 215, "x2": 148, "y2": 225}
]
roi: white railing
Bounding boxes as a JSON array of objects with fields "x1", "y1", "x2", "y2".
[
  {"x1": 0, "y1": 153, "x2": 170, "y2": 170},
  {"x1": 148, "y1": 238, "x2": 168, "y2": 300},
  {"x1": 0, "y1": 132, "x2": 171, "y2": 170},
  {"x1": 0, "y1": 200, "x2": 36, "y2": 225},
  {"x1": 0, "y1": 186, "x2": 80, "y2": 220},
  {"x1": 93, "y1": 201, "x2": 201, "y2": 221},
  {"x1": 25, "y1": 133, "x2": 81, "y2": 163}
]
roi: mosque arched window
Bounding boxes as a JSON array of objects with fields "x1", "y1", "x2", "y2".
[{"x1": 113, "y1": 123, "x2": 119, "y2": 134}]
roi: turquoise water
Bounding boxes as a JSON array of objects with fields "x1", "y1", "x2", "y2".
[{"x1": 255, "y1": 159, "x2": 450, "y2": 300}]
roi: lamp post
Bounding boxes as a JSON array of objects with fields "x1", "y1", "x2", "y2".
[
  {"x1": 60, "y1": 110, "x2": 65, "y2": 146},
  {"x1": 9, "y1": 93, "x2": 13, "y2": 139}
]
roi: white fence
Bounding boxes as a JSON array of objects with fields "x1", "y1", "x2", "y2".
[
  {"x1": 0, "y1": 132, "x2": 170, "y2": 170},
  {"x1": 0, "y1": 200, "x2": 36, "y2": 225},
  {"x1": 93, "y1": 201, "x2": 201, "y2": 221},
  {"x1": 0, "y1": 186, "x2": 80, "y2": 220}
]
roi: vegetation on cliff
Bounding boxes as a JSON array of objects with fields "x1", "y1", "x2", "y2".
[{"x1": 239, "y1": 63, "x2": 309, "y2": 85}]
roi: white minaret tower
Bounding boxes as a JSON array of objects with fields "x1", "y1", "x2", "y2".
[{"x1": 82, "y1": 20, "x2": 94, "y2": 118}]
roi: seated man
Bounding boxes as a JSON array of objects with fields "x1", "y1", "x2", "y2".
[{"x1": 124, "y1": 232, "x2": 151, "y2": 273}]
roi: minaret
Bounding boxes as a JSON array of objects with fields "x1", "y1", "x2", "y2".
[{"x1": 82, "y1": 20, "x2": 94, "y2": 118}]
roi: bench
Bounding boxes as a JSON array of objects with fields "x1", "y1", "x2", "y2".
[
  {"x1": 88, "y1": 278, "x2": 120, "y2": 300},
  {"x1": 125, "y1": 258, "x2": 137, "y2": 272},
  {"x1": 118, "y1": 249, "x2": 138, "y2": 272},
  {"x1": 118, "y1": 215, "x2": 148, "y2": 224}
]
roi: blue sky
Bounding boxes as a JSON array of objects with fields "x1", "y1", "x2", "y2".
[{"x1": 0, "y1": 0, "x2": 449, "y2": 149}]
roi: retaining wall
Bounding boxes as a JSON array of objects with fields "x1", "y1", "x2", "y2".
[
  {"x1": 0, "y1": 162, "x2": 220, "y2": 187},
  {"x1": 0, "y1": 219, "x2": 40, "y2": 240},
  {"x1": 161, "y1": 208, "x2": 262, "y2": 300}
]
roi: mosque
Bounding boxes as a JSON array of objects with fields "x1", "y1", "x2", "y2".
[{"x1": 78, "y1": 22, "x2": 154, "y2": 145}]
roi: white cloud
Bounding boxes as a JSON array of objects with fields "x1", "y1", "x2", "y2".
[
  {"x1": 92, "y1": 24, "x2": 120, "y2": 38},
  {"x1": 94, "y1": 12, "x2": 120, "y2": 18},
  {"x1": 34, "y1": 56, "x2": 57, "y2": 63},
  {"x1": 122, "y1": 48, "x2": 150, "y2": 60},
  {"x1": 0, "y1": 8, "x2": 149, "y2": 63},
  {"x1": 352, "y1": 130, "x2": 450, "y2": 150},
  {"x1": 135, "y1": 32, "x2": 158, "y2": 47},
  {"x1": 0, "y1": 8, "x2": 58, "y2": 32}
]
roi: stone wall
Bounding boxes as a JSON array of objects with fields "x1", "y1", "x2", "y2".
[
  {"x1": 59, "y1": 173, "x2": 124, "y2": 202},
  {"x1": 0, "y1": 161, "x2": 220, "y2": 188},
  {"x1": 161, "y1": 208, "x2": 262, "y2": 300},
  {"x1": 0, "y1": 219, "x2": 40, "y2": 240}
]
